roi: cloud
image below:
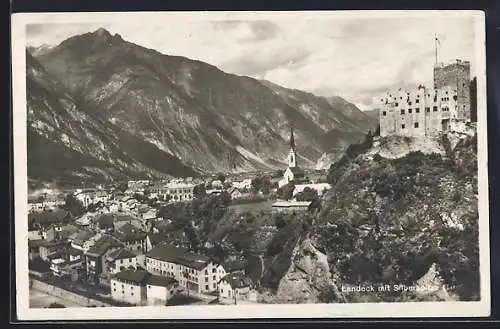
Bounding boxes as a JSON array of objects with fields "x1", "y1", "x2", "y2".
[{"x1": 25, "y1": 13, "x2": 479, "y2": 111}]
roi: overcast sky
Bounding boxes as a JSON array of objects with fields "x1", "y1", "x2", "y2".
[{"x1": 26, "y1": 13, "x2": 479, "y2": 111}]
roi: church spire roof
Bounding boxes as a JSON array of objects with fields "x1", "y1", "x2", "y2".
[{"x1": 290, "y1": 126, "x2": 295, "y2": 151}]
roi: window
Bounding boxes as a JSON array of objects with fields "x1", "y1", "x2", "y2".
[
  {"x1": 205, "y1": 270, "x2": 208, "y2": 275},
  {"x1": 433, "y1": 106, "x2": 438, "y2": 112},
  {"x1": 416, "y1": 108, "x2": 420, "y2": 113},
  {"x1": 408, "y1": 109, "x2": 412, "y2": 114},
  {"x1": 205, "y1": 277, "x2": 208, "y2": 282},
  {"x1": 122, "y1": 284, "x2": 124, "y2": 288},
  {"x1": 212, "y1": 268, "x2": 216, "y2": 273},
  {"x1": 401, "y1": 109, "x2": 405, "y2": 115},
  {"x1": 131, "y1": 292, "x2": 134, "y2": 296},
  {"x1": 113, "y1": 288, "x2": 116, "y2": 292},
  {"x1": 382, "y1": 111, "x2": 387, "y2": 116},
  {"x1": 221, "y1": 289, "x2": 224, "y2": 293},
  {"x1": 395, "y1": 102, "x2": 398, "y2": 107},
  {"x1": 414, "y1": 122, "x2": 419, "y2": 128},
  {"x1": 426, "y1": 107, "x2": 430, "y2": 112},
  {"x1": 148, "y1": 285, "x2": 151, "y2": 288},
  {"x1": 213, "y1": 275, "x2": 216, "y2": 280},
  {"x1": 205, "y1": 285, "x2": 209, "y2": 290},
  {"x1": 131, "y1": 286, "x2": 134, "y2": 290},
  {"x1": 213, "y1": 283, "x2": 216, "y2": 288},
  {"x1": 401, "y1": 124, "x2": 406, "y2": 129}
]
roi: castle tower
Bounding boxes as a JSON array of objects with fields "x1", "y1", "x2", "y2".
[
  {"x1": 433, "y1": 59, "x2": 471, "y2": 121},
  {"x1": 288, "y1": 126, "x2": 297, "y2": 168}
]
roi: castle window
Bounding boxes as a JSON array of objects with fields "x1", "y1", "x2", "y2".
[
  {"x1": 408, "y1": 109, "x2": 412, "y2": 114},
  {"x1": 433, "y1": 106, "x2": 438, "y2": 112},
  {"x1": 382, "y1": 111, "x2": 387, "y2": 116},
  {"x1": 401, "y1": 109, "x2": 405, "y2": 115},
  {"x1": 414, "y1": 122, "x2": 419, "y2": 128},
  {"x1": 401, "y1": 124, "x2": 406, "y2": 129},
  {"x1": 415, "y1": 108, "x2": 420, "y2": 113},
  {"x1": 426, "y1": 107, "x2": 430, "y2": 112},
  {"x1": 416, "y1": 99, "x2": 419, "y2": 103}
]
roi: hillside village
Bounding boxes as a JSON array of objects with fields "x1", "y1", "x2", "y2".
[{"x1": 27, "y1": 131, "x2": 335, "y2": 307}]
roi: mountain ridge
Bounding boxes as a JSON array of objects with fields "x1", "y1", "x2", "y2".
[{"x1": 28, "y1": 28, "x2": 378, "y2": 182}]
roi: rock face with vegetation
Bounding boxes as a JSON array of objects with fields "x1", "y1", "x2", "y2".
[
  {"x1": 276, "y1": 238, "x2": 344, "y2": 303},
  {"x1": 315, "y1": 130, "x2": 479, "y2": 302}
]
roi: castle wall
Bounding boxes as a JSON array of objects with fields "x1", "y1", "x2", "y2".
[
  {"x1": 433, "y1": 60, "x2": 471, "y2": 121},
  {"x1": 379, "y1": 86, "x2": 458, "y2": 138}
]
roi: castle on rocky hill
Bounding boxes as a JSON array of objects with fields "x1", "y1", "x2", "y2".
[{"x1": 378, "y1": 59, "x2": 475, "y2": 138}]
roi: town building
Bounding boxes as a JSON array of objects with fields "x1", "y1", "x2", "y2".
[
  {"x1": 218, "y1": 272, "x2": 256, "y2": 302},
  {"x1": 84, "y1": 234, "x2": 124, "y2": 285},
  {"x1": 146, "y1": 275, "x2": 179, "y2": 306},
  {"x1": 110, "y1": 269, "x2": 149, "y2": 305},
  {"x1": 105, "y1": 248, "x2": 143, "y2": 274},
  {"x1": 166, "y1": 182, "x2": 196, "y2": 203},
  {"x1": 70, "y1": 230, "x2": 101, "y2": 253},
  {"x1": 278, "y1": 127, "x2": 305, "y2": 188},
  {"x1": 271, "y1": 200, "x2": 312, "y2": 213},
  {"x1": 379, "y1": 59, "x2": 473, "y2": 137},
  {"x1": 145, "y1": 244, "x2": 225, "y2": 294},
  {"x1": 113, "y1": 223, "x2": 148, "y2": 253}
]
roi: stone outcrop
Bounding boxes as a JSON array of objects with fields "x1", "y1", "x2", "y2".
[{"x1": 276, "y1": 238, "x2": 343, "y2": 303}]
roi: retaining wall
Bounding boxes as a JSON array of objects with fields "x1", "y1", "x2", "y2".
[{"x1": 30, "y1": 278, "x2": 111, "y2": 307}]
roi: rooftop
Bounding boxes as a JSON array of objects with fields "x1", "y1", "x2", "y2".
[
  {"x1": 28, "y1": 210, "x2": 71, "y2": 228},
  {"x1": 272, "y1": 200, "x2": 312, "y2": 207},
  {"x1": 113, "y1": 269, "x2": 150, "y2": 285},
  {"x1": 146, "y1": 274, "x2": 178, "y2": 287},
  {"x1": 107, "y1": 248, "x2": 137, "y2": 261},
  {"x1": 146, "y1": 244, "x2": 211, "y2": 270},
  {"x1": 86, "y1": 234, "x2": 123, "y2": 256},
  {"x1": 220, "y1": 272, "x2": 252, "y2": 289}
]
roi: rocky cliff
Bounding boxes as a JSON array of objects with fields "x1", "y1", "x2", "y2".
[
  {"x1": 29, "y1": 27, "x2": 377, "y2": 180},
  {"x1": 276, "y1": 238, "x2": 344, "y2": 303}
]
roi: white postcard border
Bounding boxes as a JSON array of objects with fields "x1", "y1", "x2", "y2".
[{"x1": 12, "y1": 10, "x2": 490, "y2": 320}]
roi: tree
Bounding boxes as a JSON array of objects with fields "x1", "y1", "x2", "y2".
[
  {"x1": 217, "y1": 173, "x2": 226, "y2": 184},
  {"x1": 193, "y1": 184, "x2": 206, "y2": 198},
  {"x1": 251, "y1": 176, "x2": 263, "y2": 193},
  {"x1": 63, "y1": 194, "x2": 85, "y2": 217},
  {"x1": 295, "y1": 187, "x2": 318, "y2": 201},
  {"x1": 277, "y1": 183, "x2": 295, "y2": 200}
]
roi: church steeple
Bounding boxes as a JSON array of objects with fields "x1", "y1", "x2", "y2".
[
  {"x1": 290, "y1": 126, "x2": 296, "y2": 151},
  {"x1": 288, "y1": 126, "x2": 297, "y2": 168}
]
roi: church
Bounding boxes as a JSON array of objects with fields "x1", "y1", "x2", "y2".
[{"x1": 278, "y1": 127, "x2": 305, "y2": 188}]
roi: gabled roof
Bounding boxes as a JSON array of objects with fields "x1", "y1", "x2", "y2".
[
  {"x1": 107, "y1": 248, "x2": 137, "y2": 261},
  {"x1": 146, "y1": 274, "x2": 178, "y2": 287},
  {"x1": 113, "y1": 269, "x2": 150, "y2": 285},
  {"x1": 28, "y1": 210, "x2": 71, "y2": 228},
  {"x1": 71, "y1": 230, "x2": 96, "y2": 246},
  {"x1": 86, "y1": 235, "x2": 124, "y2": 256},
  {"x1": 146, "y1": 243, "x2": 211, "y2": 270},
  {"x1": 147, "y1": 232, "x2": 168, "y2": 246},
  {"x1": 288, "y1": 167, "x2": 305, "y2": 176},
  {"x1": 114, "y1": 223, "x2": 147, "y2": 242},
  {"x1": 220, "y1": 272, "x2": 252, "y2": 289}
]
